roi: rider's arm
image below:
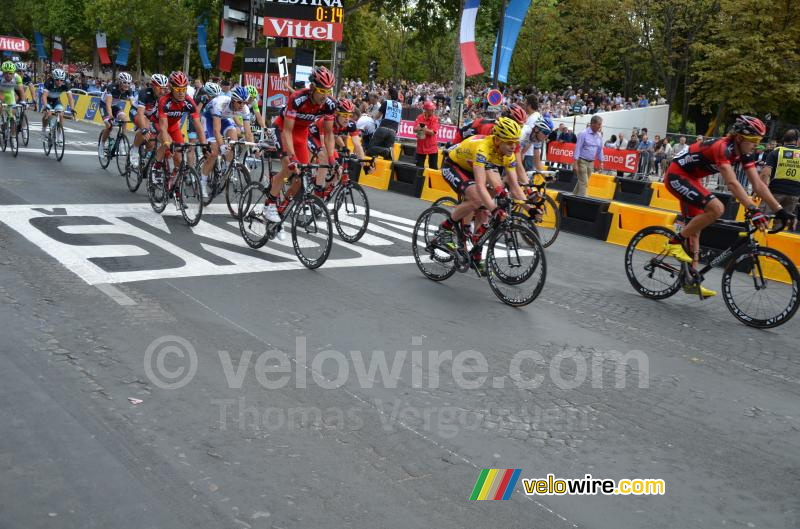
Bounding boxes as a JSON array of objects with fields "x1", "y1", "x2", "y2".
[
  {"x1": 105, "y1": 93, "x2": 113, "y2": 115},
  {"x1": 472, "y1": 165, "x2": 499, "y2": 211},
  {"x1": 718, "y1": 164, "x2": 760, "y2": 211},
  {"x1": 213, "y1": 116, "x2": 224, "y2": 146},
  {"x1": 135, "y1": 105, "x2": 147, "y2": 130},
  {"x1": 158, "y1": 114, "x2": 171, "y2": 144},
  {"x1": 243, "y1": 117, "x2": 254, "y2": 143},
  {"x1": 744, "y1": 165, "x2": 784, "y2": 213},
  {"x1": 533, "y1": 146, "x2": 545, "y2": 172},
  {"x1": 352, "y1": 134, "x2": 366, "y2": 160},
  {"x1": 281, "y1": 115, "x2": 296, "y2": 159},
  {"x1": 323, "y1": 119, "x2": 336, "y2": 162}
]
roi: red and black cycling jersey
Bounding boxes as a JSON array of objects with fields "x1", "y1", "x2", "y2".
[
  {"x1": 157, "y1": 94, "x2": 200, "y2": 128},
  {"x1": 454, "y1": 118, "x2": 496, "y2": 143},
  {"x1": 273, "y1": 87, "x2": 335, "y2": 130},
  {"x1": 670, "y1": 136, "x2": 756, "y2": 179},
  {"x1": 308, "y1": 116, "x2": 359, "y2": 140},
  {"x1": 135, "y1": 87, "x2": 160, "y2": 121}
]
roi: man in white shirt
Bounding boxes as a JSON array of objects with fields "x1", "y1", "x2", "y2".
[{"x1": 521, "y1": 94, "x2": 542, "y2": 170}]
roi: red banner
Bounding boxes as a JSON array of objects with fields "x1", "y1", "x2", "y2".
[
  {"x1": 266, "y1": 73, "x2": 291, "y2": 108},
  {"x1": 0, "y1": 36, "x2": 30, "y2": 52},
  {"x1": 546, "y1": 141, "x2": 640, "y2": 173},
  {"x1": 396, "y1": 120, "x2": 458, "y2": 144},
  {"x1": 264, "y1": 18, "x2": 343, "y2": 42},
  {"x1": 242, "y1": 72, "x2": 265, "y2": 105}
]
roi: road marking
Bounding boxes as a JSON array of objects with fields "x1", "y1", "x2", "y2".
[
  {"x1": 94, "y1": 283, "x2": 137, "y2": 305},
  {"x1": 16, "y1": 147, "x2": 96, "y2": 156},
  {"x1": 62, "y1": 126, "x2": 87, "y2": 134}
]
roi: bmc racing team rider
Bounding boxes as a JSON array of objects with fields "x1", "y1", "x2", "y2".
[
  {"x1": 262, "y1": 66, "x2": 337, "y2": 223},
  {"x1": 663, "y1": 115, "x2": 796, "y2": 298},
  {"x1": 155, "y1": 71, "x2": 207, "y2": 191}
]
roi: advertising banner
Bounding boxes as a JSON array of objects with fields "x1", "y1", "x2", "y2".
[
  {"x1": 546, "y1": 141, "x2": 640, "y2": 172},
  {"x1": 396, "y1": 120, "x2": 459, "y2": 144}
]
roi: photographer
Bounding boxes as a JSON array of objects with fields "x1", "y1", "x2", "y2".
[{"x1": 413, "y1": 100, "x2": 440, "y2": 169}]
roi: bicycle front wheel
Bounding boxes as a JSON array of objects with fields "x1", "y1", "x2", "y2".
[
  {"x1": 535, "y1": 194, "x2": 561, "y2": 248},
  {"x1": 238, "y1": 182, "x2": 272, "y2": 249},
  {"x1": 179, "y1": 167, "x2": 204, "y2": 226},
  {"x1": 54, "y1": 123, "x2": 65, "y2": 161},
  {"x1": 411, "y1": 206, "x2": 458, "y2": 282},
  {"x1": 291, "y1": 195, "x2": 333, "y2": 269},
  {"x1": 486, "y1": 222, "x2": 547, "y2": 307},
  {"x1": 226, "y1": 164, "x2": 252, "y2": 219},
  {"x1": 625, "y1": 226, "x2": 683, "y2": 300},
  {"x1": 333, "y1": 182, "x2": 370, "y2": 243},
  {"x1": 721, "y1": 246, "x2": 800, "y2": 328},
  {"x1": 126, "y1": 145, "x2": 144, "y2": 192},
  {"x1": 147, "y1": 165, "x2": 168, "y2": 214},
  {"x1": 20, "y1": 112, "x2": 29, "y2": 146},
  {"x1": 115, "y1": 134, "x2": 130, "y2": 176},
  {"x1": 10, "y1": 120, "x2": 18, "y2": 157},
  {"x1": 97, "y1": 132, "x2": 111, "y2": 169}
]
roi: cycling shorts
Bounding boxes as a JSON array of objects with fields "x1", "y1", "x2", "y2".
[
  {"x1": 665, "y1": 171, "x2": 716, "y2": 217},
  {"x1": 165, "y1": 124, "x2": 185, "y2": 145},
  {"x1": 441, "y1": 160, "x2": 475, "y2": 196},
  {"x1": 101, "y1": 103, "x2": 125, "y2": 122},
  {"x1": 46, "y1": 99, "x2": 64, "y2": 112},
  {"x1": 203, "y1": 115, "x2": 237, "y2": 143},
  {"x1": 273, "y1": 125, "x2": 312, "y2": 164}
]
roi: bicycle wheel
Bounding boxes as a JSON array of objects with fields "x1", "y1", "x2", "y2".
[
  {"x1": 0, "y1": 121, "x2": 6, "y2": 152},
  {"x1": 486, "y1": 222, "x2": 547, "y2": 307},
  {"x1": 10, "y1": 120, "x2": 18, "y2": 157},
  {"x1": 147, "y1": 164, "x2": 168, "y2": 214},
  {"x1": 238, "y1": 182, "x2": 272, "y2": 249},
  {"x1": 721, "y1": 246, "x2": 800, "y2": 329},
  {"x1": 41, "y1": 124, "x2": 51, "y2": 156},
  {"x1": 126, "y1": 145, "x2": 143, "y2": 192},
  {"x1": 411, "y1": 206, "x2": 458, "y2": 282},
  {"x1": 20, "y1": 112, "x2": 29, "y2": 146},
  {"x1": 179, "y1": 167, "x2": 204, "y2": 226},
  {"x1": 54, "y1": 122, "x2": 65, "y2": 161},
  {"x1": 624, "y1": 226, "x2": 683, "y2": 300},
  {"x1": 432, "y1": 196, "x2": 459, "y2": 209},
  {"x1": 226, "y1": 164, "x2": 252, "y2": 219},
  {"x1": 333, "y1": 182, "x2": 370, "y2": 243},
  {"x1": 97, "y1": 132, "x2": 111, "y2": 169},
  {"x1": 115, "y1": 134, "x2": 130, "y2": 176},
  {"x1": 291, "y1": 195, "x2": 333, "y2": 269},
  {"x1": 535, "y1": 194, "x2": 561, "y2": 248}
]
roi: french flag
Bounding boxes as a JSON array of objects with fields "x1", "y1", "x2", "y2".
[
  {"x1": 459, "y1": 0, "x2": 484, "y2": 77},
  {"x1": 219, "y1": 36, "x2": 236, "y2": 73},
  {"x1": 96, "y1": 32, "x2": 111, "y2": 65},
  {"x1": 52, "y1": 36, "x2": 63, "y2": 63}
]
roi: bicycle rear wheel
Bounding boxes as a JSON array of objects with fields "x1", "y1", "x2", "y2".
[
  {"x1": 411, "y1": 206, "x2": 458, "y2": 282},
  {"x1": 147, "y1": 164, "x2": 168, "y2": 214},
  {"x1": 54, "y1": 122, "x2": 65, "y2": 161},
  {"x1": 115, "y1": 134, "x2": 130, "y2": 176},
  {"x1": 535, "y1": 194, "x2": 561, "y2": 248},
  {"x1": 238, "y1": 182, "x2": 272, "y2": 249},
  {"x1": 179, "y1": 167, "x2": 204, "y2": 226},
  {"x1": 10, "y1": 120, "x2": 18, "y2": 157},
  {"x1": 333, "y1": 182, "x2": 370, "y2": 243},
  {"x1": 486, "y1": 222, "x2": 547, "y2": 307},
  {"x1": 97, "y1": 132, "x2": 111, "y2": 169},
  {"x1": 0, "y1": 122, "x2": 6, "y2": 152},
  {"x1": 625, "y1": 226, "x2": 683, "y2": 299},
  {"x1": 20, "y1": 112, "x2": 29, "y2": 146},
  {"x1": 721, "y1": 246, "x2": 800, "y2": 328},
  {"x1": 291, "y1": 195, "x2": 333, "y2": 269},
  {"x1": 226, "y1": 164, "x2": 252, "y2": 219},
  {"x1": 432, "y1": 196, "x2": 459, "y2": 209},
  {"x1": 126, "y1": 145, "x2": 144, "y2": 192}
]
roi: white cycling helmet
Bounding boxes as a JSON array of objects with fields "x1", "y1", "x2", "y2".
[
  {"x1": 203, "y1": 82, "x2": 222, "y2": 97},
  {"x1": 117, "y1": 72, "x2": 133, "y2": 84},
  {"x1": 52, "y1": 68, "x2": 67, "y2": 81},
  {"x1": 150, "y1": 73, "x2": 169, "y2": 88},
  {"x1": 15, "y1": 61, "x2": 26, "y2": 72}
]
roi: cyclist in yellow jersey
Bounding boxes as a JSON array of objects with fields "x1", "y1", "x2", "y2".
[{"x1": 438, "y1": 117, "x2": 523, "y2": 273}]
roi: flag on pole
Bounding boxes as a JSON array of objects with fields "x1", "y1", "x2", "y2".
[
  {"x1": 219, "y1": 36, "x2": 236, "y2": 72},
  {"x1": 197, "y1": 24, "x2": 212, "y2": 70},
  {"x1": 33, "y1": 32, "x2": 47, "y2": 59},
  {"x1": 116, "y1": 38, "x2": 131, "y2": 66},
  {"x1": 96, "y1": 32, "x2": 111, "y2": 65},
  {"x1": 459, "y1": 0, "x2": 484, "y2": 77},
  {"x1": 490, "y1": 0, "x2": 531, "y2": 84},
  {"x1": 52, "y1": 36, "x2": 63, "y2": 63}
]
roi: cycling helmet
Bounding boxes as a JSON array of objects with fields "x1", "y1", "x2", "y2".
[
  {"x1": 150, "y1": 73, "x2": 169, "y2": 88},
  {"x1": 230, "y1": 85, "x2": 249, "y2": 102},
  {"x1": 168, "y1": 71, "x2": 188, "y2": 88},
  {"x1": 52, "y1": 68, "x2": 67, "y2": 81},
  {"x1": 203, "y1": 82, "x2": 222, "y2": 97},
  {"x1": 309, "y1": 66, "x2": 335, "y2": 89},
  {"x1": 245, "y1": 85, "x2": 259, "y2": 100},
  {"x1": 492, "y1": 116, "x2": 522, "y2": 141},
  {"x1": 505, "y1": 103, "x2": 527, "y2": 125},
  {"x1": 117, "y1": 72, "x2": 133, "y2": 84},
  {"x1": 732, "y1": 115, "x2": 766, "y2": 137},
  {"x1": 533, "y1": 116, "x2": 555, "y2": 135},
  {"x1": 15, "y1": 61, "x2": 26, "y2": 72},
  {"x1": 1, "y1": 61, "x2": 17, "y2": 73},
  {"x1": 337, "y1": 98, "x2": 355, "y2": 113}
]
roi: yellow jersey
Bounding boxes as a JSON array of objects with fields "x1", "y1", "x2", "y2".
[{"x1": 447, "y1": 135, "x2": 517, "y2": 173}]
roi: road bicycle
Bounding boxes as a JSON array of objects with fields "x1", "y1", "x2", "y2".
[
  {"x1": 123, "y1": 133, "x2": 159, "y2": 193},
  {"x1": 18, "y1": 101, "x2": 29, "y2": 146},
  {"x1": 42, "y1": 107, "x2": 67, "y2": 161},
  {"x1": 625, "y1": 215, "x2": 799, "y2": 328},
  {"x1": 97, "y1": 119, "x2": 130, "y2": 176},
  {"x1": 411, "y1": 196, "x2": 547, "y2": 307},
  {"x1": 238, "y1": 162, "x2": 334, "y2": 270},
  {"x1": 432, "y1": 170, "x2": 561, "y2": 248},
  {"x1": 315, "y1": 153, "x2": 374, "y2": 243},
  {"x1": 0, "y1": 103, "x2": 21, "y2": 157},
  {"x1": 146, "y1": 143, "x2": 207, "y2": 226}
]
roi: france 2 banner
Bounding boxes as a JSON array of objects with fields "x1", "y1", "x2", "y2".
[
  {"x1": 546, "y1": 141, "x2": 639, "y2": 172},
  {"x1": 396, "y1": 120, "x2": 458, "y2": 144}
]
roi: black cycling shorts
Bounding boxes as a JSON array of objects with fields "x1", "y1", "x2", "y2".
[{"x1": 441, "y1": 160, "x2": 475, "y2": 196}]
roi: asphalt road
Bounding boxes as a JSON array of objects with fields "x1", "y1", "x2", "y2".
[{"x1": 1, "y1": 114, "x2": 798, "y2": 529}]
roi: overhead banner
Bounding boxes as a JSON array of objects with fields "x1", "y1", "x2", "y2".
[
  {"x1": 490, "y1": 0, "x2": 531, "y2": 84},
  {"x1": 115, "y1": 38, "x2": 131, "y2": 66},
  {"x1": 262, "y1": 0, "x2": 344, "y2": 41},
  {"x1": 546, "y1": 141, "x2": 640, "y2": 173},
  {"x1": 0, "y1": 36, "x2": 30, "y2": 53},
  {"x1": 197, "y1": 24, "x2": 212, "y2": 70},
  {"x1": 33, "y1": 32, "x2": 47, "y2": 59},
  {"x1": 459, "y1": 0, "x2": 483, "y2": 77},
  {"x1": 96, "y1": 32, "x2": 111, "y2": 65}
]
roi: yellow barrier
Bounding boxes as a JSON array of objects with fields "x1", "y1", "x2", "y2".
[
  {"x1": 649, "y1": 181, "x2": 681, "y2": 212},
  {"x1": 359, "y1": 158, "x2": 392, "y2": 190},
  {"x1": 420, "y1": 168, "x2": 457, "y2": 202},
  {"x1": 393, "y1": 143, "x2": 401, "y2": 161},
  {"x1": 540, "y1": 189, "x2": 561, "y2": 229},
  {"x1": 587, "y1": 172, "x2": 616, "y2": 200},
  {"x1": 606, "y1": 201, "x2": 678, "y2": 247}
]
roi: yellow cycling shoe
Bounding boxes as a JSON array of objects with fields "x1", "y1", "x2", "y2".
[
  {"x1": 683, "y1": 283, "x2": 717, "y2": 298},
  {"x1": 664, "y1": 241, "x2": 693, "y2": 263}
]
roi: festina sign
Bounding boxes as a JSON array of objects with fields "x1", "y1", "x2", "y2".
[
  {"x1": 262, "y1": 0, "x2": 343, "y2": 5},
  {"x1": 264, "y1": 18, "x2": 343, "y2": 41},
  {"x1": 0, "y1": 36, "x2": 30, "y2": 53}
]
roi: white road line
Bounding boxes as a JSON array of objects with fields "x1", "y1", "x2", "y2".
[
  {"x1": 94, "y1": 283, "x2": 137, "y2": 305},
  {"x1": 16, "y1": 147, "x2": 96, "y2": 156}
]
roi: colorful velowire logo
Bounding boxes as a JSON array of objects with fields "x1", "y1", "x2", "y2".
[{"x1": 469, "y1": 469, "x2": 522, "y2": 500}]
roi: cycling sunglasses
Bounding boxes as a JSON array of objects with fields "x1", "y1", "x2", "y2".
[
  {"x1": 171, "y1": 86, "x2": 188, "y2": 94},
  {"x1": 313, "y1": 86, "x2": 333, "y2": 95},
  {"x1": 738, "y1": 134, "x2": 763, "y2": 144},
  {"x1": 336, "y1": 111, "x2": 352, "y2": 117}
]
